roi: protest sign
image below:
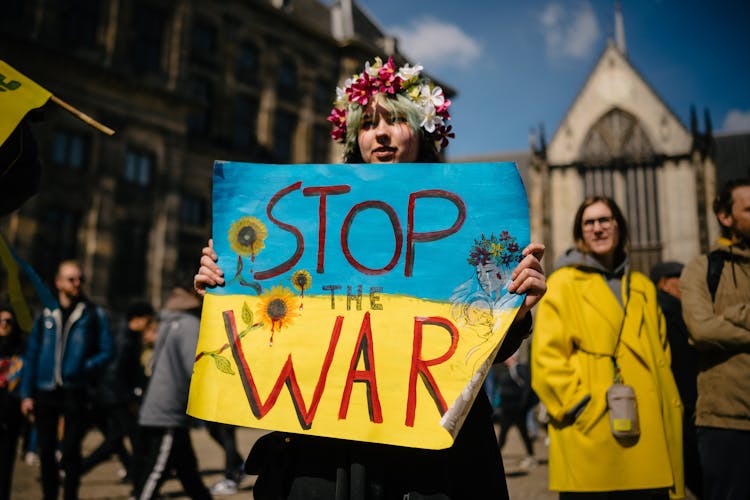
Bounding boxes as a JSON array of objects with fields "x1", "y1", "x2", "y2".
[{"x1": 187, "y1": 161, "x2": 529, "y2": 449}]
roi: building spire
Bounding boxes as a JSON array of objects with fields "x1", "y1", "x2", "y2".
[{"x1": 615, "y1": 1, "x2": 627, "y2": 55}]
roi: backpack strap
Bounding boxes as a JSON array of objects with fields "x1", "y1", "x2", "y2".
[{"x1": 706, "y1": 250, "x2": 728, "y2": 302}]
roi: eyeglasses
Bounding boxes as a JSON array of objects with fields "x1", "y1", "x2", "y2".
[
  {"x1": 0, "y1": 318, "x2": 13, "y2": 325},
  {"x1": 63, "y1": 276, "x2": 84, "y2": 283},
  {"x1": 582, "y1": 216, "x2": 615, "y2": 231}
]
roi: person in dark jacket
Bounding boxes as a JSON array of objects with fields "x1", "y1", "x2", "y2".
[
  {"x1": 0, "y1": 117, "x2": 43, "y2": 217},
  {"x1": 0, "y1": 305, "x2": 26, "y2": 500},
  {"x1": 496, "y1": 350, "x2": 538, "y2": 471},
  {"x1": 681, "y1": 179, "x2": 750, "y2": 500},
  {"x1": 81, "y1": 301, "x2": 154, "y2": 480},
  {"x1": 19, "y1": 260, "x2": 113, "y2": 500},
  {"x1": 206, "y1": 421, "x2": 245, "y2": 495},
  {"x1": 194, "y1": 57, "x2": 547, "y2": 500},
  {"x1": 651, "y1": 261, "x2": 702, "y2": 498},
  {"x1": 132, "y1": 286, "x2": 210, "y2": 500}
]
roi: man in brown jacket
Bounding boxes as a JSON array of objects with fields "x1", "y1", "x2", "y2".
[{"x1": 681, "y1": 178, "x2": 750, "y2": 500}]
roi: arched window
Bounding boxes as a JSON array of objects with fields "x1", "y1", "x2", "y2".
[
  {"x1": 236, "y1": 42, "x2": 259, "y2": 85},
  {"x1": 580, "y1": 108, "x2": 654, "y2": 165},
  {"x1": 277, "y1": 57, "x2": 298, "y2": 102},
  {"x1": 131, "y1": 3, "x2": 166, "y2": 74}
]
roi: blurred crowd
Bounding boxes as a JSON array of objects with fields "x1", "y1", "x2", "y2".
[{"x1": 0, "y1": 263, "x2": 244, "y2": 500}]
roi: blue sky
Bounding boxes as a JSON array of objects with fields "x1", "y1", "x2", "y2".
[{"x1": 349, "y1": 0, "x2": 750, "y2": 159}]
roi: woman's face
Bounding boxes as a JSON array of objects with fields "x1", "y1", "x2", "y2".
[
  {"x1": 581, "y1": 201, "x2": 619, "y2": 259},
  {"x1": 476, "y1": 261, "x2": 504, "y2": 295},
  {"x1": 0, "y1": 311, "x2": 14, "y2": 337},
  {"x1": 357, "y1": 103, "x2": 419, "y2": 164}
]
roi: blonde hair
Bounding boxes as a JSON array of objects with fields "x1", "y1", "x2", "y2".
[{"x1": 343, "y1": 93, "x2": 438, "y2": 163}]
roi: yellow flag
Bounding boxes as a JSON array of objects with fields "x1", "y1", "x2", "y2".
[{"x1": 0, "y1": 60, "x2": 51, "y2": 146}]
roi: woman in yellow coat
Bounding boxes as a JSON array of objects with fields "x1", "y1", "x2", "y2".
[{"x1": 531, "y1": 196, "x2": 684, "y2": 499}]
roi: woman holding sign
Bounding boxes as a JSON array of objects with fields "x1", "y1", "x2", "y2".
[{"x1": 195, "y1": 57, "x2": 547, "y2": 499}]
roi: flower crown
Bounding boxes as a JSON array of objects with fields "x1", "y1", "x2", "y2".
[
  {"x1": 467, "y1": 232, "x2": 523, "y2": 268},
  {"x1": 327, "y1": 57, "x2": 454, "y2": 152}
]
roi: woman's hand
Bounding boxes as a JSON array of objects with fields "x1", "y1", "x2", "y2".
[
  {"x1": 193, "y1": 239, "x2": 225, "y2": 296},
  {"x1": 21, "y1": 398, "x2": 34, "y2": 417},
  {"x1": 508, "y1": 242, "x2": 547, "y2": 321}
]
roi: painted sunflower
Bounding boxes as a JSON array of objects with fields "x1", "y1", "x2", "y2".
[
  {"x1": 257, "y1": 285, "x2": 299, "y2": 344},
  {"x1": 291, "y1": 269, "x2": 312, "y2": 310},
  {"x1": 291, "y1": 269, "x2": 312, "y2": 293},
  {"x1": 228, "y1": 216, "x2": 268, "y2": 260}
]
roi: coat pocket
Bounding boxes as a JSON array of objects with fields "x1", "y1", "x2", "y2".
[{"x1": 573, "y1": 385, "x2": 607, "y2": 435}]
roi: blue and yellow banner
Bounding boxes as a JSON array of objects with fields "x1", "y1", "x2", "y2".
[{"x1": 187, "y1": 161, "x2": 529, "y2": 449}]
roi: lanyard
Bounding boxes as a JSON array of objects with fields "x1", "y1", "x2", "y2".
[{"x1": 610, "y1": 271, "x2": 631, "y2": 384}]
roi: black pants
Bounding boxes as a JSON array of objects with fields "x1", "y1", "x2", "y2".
[
  {"x1": 0, "y1": 396, "x2": 23, "y2": 500},
  {"x1": 698, "y1": 426, "x2": 750, "y2": 500},
  {"x1": 497, "y1": 403, "x2": 534, "y2": 456},
  {"x1": 35, "y1": 387, "x2": 88, "y2": 500},
  {"x1": 560, "y1": 491, "x2": 668, "y2": 499},
  {"x1": 206, "y1": 421, "x2": 243, "y2": 481},
  {"x1": 82, "y1": 402, "x2": 137, "y2": 475},
  {"x1": 133, "y1": 426, "x2": 211, "y2": 500},
  {"x1": 682, "y1": 412, "x2": 702, "y2": 499}
]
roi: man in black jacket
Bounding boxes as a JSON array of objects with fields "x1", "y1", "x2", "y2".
[
  {"x1": 82, "y1": 301, "x2": 154, "y2": 481},
  {"x1": 651, "y1": 261, "x2": 702, "y2": 498}
]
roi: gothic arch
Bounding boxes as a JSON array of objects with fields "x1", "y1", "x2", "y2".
[{"x1": 580, "y1": 108, "x2": 655, "y2": 165}]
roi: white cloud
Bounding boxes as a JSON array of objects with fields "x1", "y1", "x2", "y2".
[
  {"x1": 722, "y1": 109, "x2": 750, "y2": 132},
  {"x1": 540, "y1": 1, "x2": 600, "y2": 60},
  {"x1": 391, "y1": 16, "x2": 482, "y2": 70}
]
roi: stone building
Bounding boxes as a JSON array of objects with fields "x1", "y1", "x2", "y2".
[
  {"x1": 0, "y1": 0, "x2": 450, "y2": 312},
  {"x1": 466, "y1": 7, "x2": 722, "y2": 274}
]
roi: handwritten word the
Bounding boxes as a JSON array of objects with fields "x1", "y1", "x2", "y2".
[{"x1": 321, "y1": 285, "x2": 383, "y2": 310}]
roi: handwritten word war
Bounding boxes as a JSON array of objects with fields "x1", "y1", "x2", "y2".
[{"x1": 223, "y1": 309, "x2": 458, "y2": 430}]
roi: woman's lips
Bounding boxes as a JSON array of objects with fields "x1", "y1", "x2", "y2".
[{"x1": 372, "y1": 147, "x2": 396, "y2": 160}]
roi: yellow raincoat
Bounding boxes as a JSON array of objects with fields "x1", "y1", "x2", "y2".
[{"x1": 532, "y1": 265, "x2": 684, "y2": 498}]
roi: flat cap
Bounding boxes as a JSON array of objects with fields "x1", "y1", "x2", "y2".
[{"x1": 649, "y1": 261, "x2": 684, "y2": 284}]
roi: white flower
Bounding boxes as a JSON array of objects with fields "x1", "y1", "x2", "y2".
[
  {"x1": 364, "y1": 58, "x2": 382, "y2": 78},
  {"x1": 335, "y1": 84, "x2": 348, "y2": 107},
  {"x1": 397, "y1": 63, "x2": 423, "y2": 81},
  {"x1": 421, "y1": 85, "x2": 445, "y2": 108},
  {"x1": 420, "y1": 103, "x2": 443, "y2": 133}
]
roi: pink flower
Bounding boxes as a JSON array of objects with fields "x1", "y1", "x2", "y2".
[
  {"x1": 377, "y1": 57, "x2": 402, "y2": 95},
  {"x1": 347, "y1": 74, "x2": 373, "y2": 106},
  {"x1": 437, "y1": 99, "x2": 451, "y2": 115},
  {"x1": 327, "y1": 108, "x2": 347, "y2": 141}
]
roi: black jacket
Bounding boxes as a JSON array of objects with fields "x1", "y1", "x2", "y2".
[{"x1": 93, "y1": 321, "x2": 144, "y2": 405}]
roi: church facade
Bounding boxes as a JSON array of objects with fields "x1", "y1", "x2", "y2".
[{"x1": 524, "y1": 39, "x2": 718, "y2": 274}]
